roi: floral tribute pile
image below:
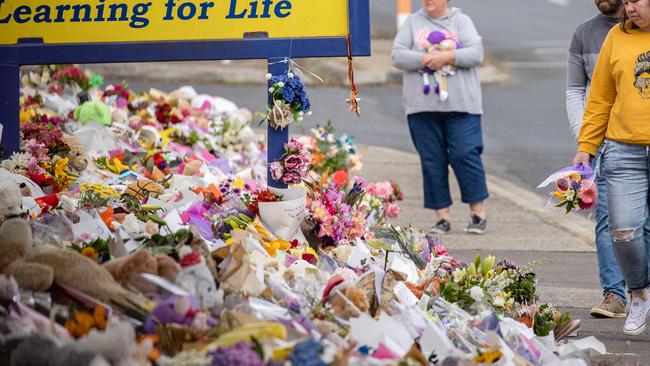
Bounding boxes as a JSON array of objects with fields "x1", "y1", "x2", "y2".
[{"x1": 0, "y1": 65, "x2": 595, "y2": 366}]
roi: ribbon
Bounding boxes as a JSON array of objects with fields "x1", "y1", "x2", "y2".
[{"x1": 268, "y1": 57, "x2": 325, "y2": 85}]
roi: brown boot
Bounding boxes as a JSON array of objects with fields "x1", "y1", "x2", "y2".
[{"x1": 590, "y1": 293, "x2": 627, "y2": 318}]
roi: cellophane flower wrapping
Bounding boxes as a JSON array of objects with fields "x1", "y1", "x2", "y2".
[{"x1": 537, "y1": 165, "x2": 596, "y2": 215}]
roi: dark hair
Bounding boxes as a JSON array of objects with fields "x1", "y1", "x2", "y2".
[
  {"x1": 634, "y1": 51, "x2": 650, "y2": 92},
  {"x1": 620, "y1": 11, "x2": 640, "y2": 32}
]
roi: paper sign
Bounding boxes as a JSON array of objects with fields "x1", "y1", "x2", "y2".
[
  {"x1": 420, "y1": 320, "x2": 455, "y2": 360},
  {"x1": 163, "y1": 209, "x2": 188, "y2": 234},
  {"x1": 393, "y1": 282, "x2": 418, "y2": 307},
  {"x1": 73, "y1": 210, "x2": 112, "y2": 240},
  {"x1": 258, "y1": 187, "x2": 307, "y2": 242},
  {"x1": 388, "y1": 254, "x2": 419, "y2": 283},
  {"x1": 140, "y1": 273, "x2": 191, "y2": 296}
]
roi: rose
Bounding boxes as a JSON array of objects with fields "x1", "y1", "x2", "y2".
[
  {"x1": 367, "y1": 181, "x2": 394, "y2": 199},
  {"x1": 269, "y1": 162, "x2": 284, "y2": 181},
  {"x1": 384, "y1": 203, "x2": 401, "y2": 218}
]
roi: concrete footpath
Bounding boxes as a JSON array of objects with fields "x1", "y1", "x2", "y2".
[
  {"x1": 358, "y1": 144, "x2": 650, "y2": 364},
  {"x1": 87, "y1": 39, "x2": 509, "y2": 86}
]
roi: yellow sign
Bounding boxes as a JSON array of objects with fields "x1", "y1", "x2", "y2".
[{"x1": 0, "y1": 0, "x2": 349, "y2": 44}]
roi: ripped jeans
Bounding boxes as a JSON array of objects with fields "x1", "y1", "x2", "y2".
[{"x1": 602, "y1": 140, "x2": 650, "y2": 291}]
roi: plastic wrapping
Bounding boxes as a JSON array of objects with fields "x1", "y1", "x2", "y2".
[{"x1": 537, "y1": 165, "x2": 596, "y2": 215}]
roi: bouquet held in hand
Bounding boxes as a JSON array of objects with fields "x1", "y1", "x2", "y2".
[{"x1": 537, "y1": 165, "x2": 596, "y2": 214}]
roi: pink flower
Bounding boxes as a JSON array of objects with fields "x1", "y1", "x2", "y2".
[
  {"x1": 284, "y1": 138, "x2": 302, "y2": 152},
  {"x1": 281, "y1": 172, "x2": 302, "y2": 185},
  {"x1": 284, "y1": 154, "x2": 305, "y2": 171},
  {"x1": 384, "y1": 203, "x2": 401, "y2": 218},
  {"x1": 579, "y1": 186, "x2": 597, "y2": 205},
  {"x1": 367, "y1": 181, "x2": 394, "y2": 200},
  {"x1": 269, "y1": 162, "x2": 283, "y2": 180}
]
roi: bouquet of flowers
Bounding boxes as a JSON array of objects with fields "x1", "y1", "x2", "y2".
[
  {"x1": 305, "y1": 181, "x2": 367, "y2": 247},
  {"x1": 265, "y1": 72, "x2": 311, "y2": 129},
  {"x1": 365, "y1": 181, "x2": 404, "y2": 224},
  {"x1": 298, "y1": 122, "x2": 362, "y2": 176},
  {"x1": 269, "y1": 138, "x2": 311, "y2": 185},
  {"x1": 538, "y1": 165, "x2": 596, "y2": 214}
]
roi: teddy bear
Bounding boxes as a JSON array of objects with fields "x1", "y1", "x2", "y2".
[
  {"x1": 61, "y1": 134, "x2": 90, "y2": 173},
  {"x1": 420, "y1": 30, "x2": 461, "y2": 102},
  {"x1": 0, "y1": 181, "x2": 146, "y2": 307},
  {"x1": 103, "y1": 250, "x2": 181, "y2": 294}
]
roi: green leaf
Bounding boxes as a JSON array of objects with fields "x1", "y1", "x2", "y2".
[{"x1": 147, "y1": 214, "x2": 167, "y2": 226}]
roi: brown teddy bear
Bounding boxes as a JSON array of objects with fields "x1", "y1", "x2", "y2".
[
  {"x1": 0, "y1": 181, "x2": 146, "y2": 306},
  {"x1": 103, "y1": 250, "x2": 180, "y2": 293},
  {"x1": 61, "y1": 134, "x2": 89, "y2": 173}
]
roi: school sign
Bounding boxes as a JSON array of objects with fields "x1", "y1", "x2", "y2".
[{"x1": 0, "y1": 0, "x2": 370, "y2": 187}]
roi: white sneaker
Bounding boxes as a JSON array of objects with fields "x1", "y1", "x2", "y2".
[{"x1": 623, "y1": 296, "x2": 650, "y2": 336}]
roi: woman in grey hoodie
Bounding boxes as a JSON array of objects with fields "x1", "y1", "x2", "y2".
[{"x1": 392, "y1": 0, "x2": 488, "y2": 234}]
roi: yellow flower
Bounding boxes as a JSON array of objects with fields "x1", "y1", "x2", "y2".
[
  {"x1": 160, "y1": 128, "x2": 178, "y2": 147},
  {"x1": 107, "y1": 157, "x2": 128, "y2": 174},
  {"x1": 54, "y1": 157, "x2": 69, "y2": 178},
  {"x1": 475, "y1": 350, "x2": 503, "y2": 363},
  {"x1": 568, "y1": 173, "x2": 581, "y2": 181},
  {"x1": 551, "y1": 191, "x2": 564, "y2": 199},
  {"x1": 264, "y1": 238, "x2": 291, "y2": 256},
  {"x1": 81, "y1": 247, "x2": 99, "y2": 262},
  {"x1": 232, "y1": 178, "x2": 245, "y2": 189}
]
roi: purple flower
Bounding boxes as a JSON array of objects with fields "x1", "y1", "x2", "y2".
[
  {"x1": 209, "y1": 341, "x2": 263, "y2": 366},
  {"x1": 285, "y1": 138, "x2": 302, "y2": 151},
  {"x1": 270, "y1": 161, "x2": 284, "y2": 181},
  {"x1": 281, "y1": 171, "x2": 302, "y2": 185},
  {"x1": 284, "y1": 154, "x2": 305, "y2": 171}
]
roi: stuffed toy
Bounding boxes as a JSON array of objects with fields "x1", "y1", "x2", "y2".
[
  {"x1": 61, "y1": 134, "x2": 90, "y2": 173},
  {"x1": 103, "y1": 250, "x2": 180, "y2": 294},
  {"x1": 176, "y1": 246, "x2": 219, "y2": 309},
  {"x1": 10, "y1": 333, "x2": 110, "y2": 366},
  {"x1": 419, "y1": 30, "x2": 462, "y2": 101},
  {"x1": 0, "y1": 181, "x2": 146, "y2": 307},
  {"x1": 142, "y1": 295, "x2": 217, "y2": 335},
  {"x1": 330, "y1": 286, "x2": 370, "y2": 319},
  {"x1": 73, "y1": 100, "x2": 112, "y2": 126}
]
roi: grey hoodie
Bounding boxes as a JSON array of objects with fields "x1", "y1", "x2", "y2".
[{"x1": 392, "y1": 7, "x2": 484, "y2": 115}]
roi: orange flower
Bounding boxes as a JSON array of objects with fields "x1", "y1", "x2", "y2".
[
  {"x1": 65, "y1": 311, "x2": 95, "y2": 338},
  {"x1": 93, "y1": 306, "x2": 107, "y2": 331}
]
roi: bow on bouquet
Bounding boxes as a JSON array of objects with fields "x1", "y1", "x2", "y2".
[{"x1": 537, "y1": 165, "x2": 597, "y2": 214}]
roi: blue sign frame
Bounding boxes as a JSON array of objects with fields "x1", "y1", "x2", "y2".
[{"x1": 0, "y1": 0, "x2": 370, "y2": 188}]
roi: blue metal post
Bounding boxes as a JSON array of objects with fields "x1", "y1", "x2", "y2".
[
  {"x1": 0, "y1": 63, "x2": 20, "y2": 159},
  {"x1": 267, "y1": 58, "x2": 289, "y2": 189}
]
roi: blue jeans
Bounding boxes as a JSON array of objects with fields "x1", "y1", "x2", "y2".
[
  {"x1": 601, "y1": 140, "x2": 650, "y2": 291},
  {"x1": 407, "y1": 112, "x2": 489, "y2": 210},
  {"x1": 593, "y1": 146, "x2": 627, "y2": 303}
]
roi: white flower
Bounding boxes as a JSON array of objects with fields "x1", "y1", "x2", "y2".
[
  {"x1": 307, "y1": 111, "x2": 313, "y2": 116},
  {"x1": 1, "y1": 160, "x2": 16, "y2": 172},
  {"x1": 469, "y1": 286, "x2": 484, "y2": 302},
  {"x1": 288, "y1": 72, "x2": 294, "y2": 78},
  {"x1": 297, "y1": 116, "x2": 304, "y2": 122},
  {"x1": 268, "y1": 87, "x2": 275, "y2": 93},
  {"x1": 299, "y1": 111, "x2": 304, "y2": 116},
  {"x1": 493, "y1": 296, "x2": 506, "y2": 308},
  {"x1": 265, "y1": 73, "x2": 272, "y2": 80},
  {"x1": 277, "y1": 82, "x2": 285, "y2": 88}
]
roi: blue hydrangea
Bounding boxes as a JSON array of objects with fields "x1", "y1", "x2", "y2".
[
  {"x1": 270, "y1": 73, "x2": 311, "y2": 113},
  {"x1": 287, "y1": 339, "x2": 326, "y2": 366}
]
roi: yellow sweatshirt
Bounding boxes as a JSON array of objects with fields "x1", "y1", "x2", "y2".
[{"x1": 578, "y1": 25, "x2": 650, "y2": 156}]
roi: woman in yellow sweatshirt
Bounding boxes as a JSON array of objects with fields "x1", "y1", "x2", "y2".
[{"x1": 573, "y1": 0, "x2": 650, "y2": 336}]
